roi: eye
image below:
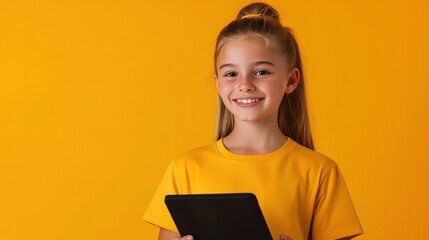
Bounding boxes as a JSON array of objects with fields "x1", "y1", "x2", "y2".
[
  {"x1": 255, "y1": 70, "x2": 270, "y2": 76},
  {"x1": 223, "y1": 72, "x2": 237, "y2": 78}
]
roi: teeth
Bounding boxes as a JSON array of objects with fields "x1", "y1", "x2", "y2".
[{"x1": 236, "y1": 98, "x2": 260, "y2": 104}]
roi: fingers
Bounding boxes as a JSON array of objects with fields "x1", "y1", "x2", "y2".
[
  {"x1": 280, "y1": 234, "x2": 293, "y2": 240},
  {"x1": 172, "y1": 234, "x2": 193, "y2": 240},
  {"x1": 181, "y1": 235, "x2": 194, "y2": 240}
]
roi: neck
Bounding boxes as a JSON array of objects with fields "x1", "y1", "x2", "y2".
[{"x1": 223, "y1": 116, "x2": 287, "y2": 155}]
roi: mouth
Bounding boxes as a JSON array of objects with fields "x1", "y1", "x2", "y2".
[{"x1": 233, "y1": 98, "x2": 264, "y2": 104}]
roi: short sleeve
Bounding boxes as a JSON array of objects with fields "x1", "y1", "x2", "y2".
[
  {"x1": 311, "y1": 164, "x2": 363, "y2": 240},
  {"x1": 143, "y1": 160, "x2": 180, "y2": 233}
]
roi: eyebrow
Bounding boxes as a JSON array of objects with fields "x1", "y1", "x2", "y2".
[{"x1": 218, "y1": 61, "x2": 275, "y2": 71}]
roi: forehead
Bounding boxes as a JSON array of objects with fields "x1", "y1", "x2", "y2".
[{"x1": 216, "y1": 36, "x2": 286, "y2": 66}]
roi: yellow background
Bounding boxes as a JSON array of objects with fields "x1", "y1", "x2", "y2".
[{"x1": 1, "y1": 0, "x2": 428, "y2": 239}]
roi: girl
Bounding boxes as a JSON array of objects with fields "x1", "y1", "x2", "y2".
[{"x1": 144, "y1": 2, "x2": 363, "y2": 240}]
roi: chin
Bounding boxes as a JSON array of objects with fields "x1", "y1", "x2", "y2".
[{"x1": 235, "y1": 116, "x2": 265, "y2": 122}]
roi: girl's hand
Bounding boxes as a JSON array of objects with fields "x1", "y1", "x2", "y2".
[
  {"x1": 172, "y1": 235, "x2": 193, "y2": 240},
  {"x1": 280, "y1": 234, "x2": 293, "y2": 240},
  {"x1": 159, "y1": 228, "x2": 193, "y2": 240}
]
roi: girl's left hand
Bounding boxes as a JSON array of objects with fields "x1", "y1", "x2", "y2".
[{"x1": 280, "y1": 234, "x2": 293, "y2": 240}]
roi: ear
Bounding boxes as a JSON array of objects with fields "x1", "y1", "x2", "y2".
[
  {"x1": 214, "y1": 74, "x2": 219, "y2": 90},
  {"x1": 285, "y1": 68, "x2": 300, "y2": 94}
]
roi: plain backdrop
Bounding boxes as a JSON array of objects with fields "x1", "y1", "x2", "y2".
[{"x1": 1, "y1": 0, "x2": 428, "y2": 239}]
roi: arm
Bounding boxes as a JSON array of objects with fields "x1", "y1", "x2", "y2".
[{"x1": 158, "y1": 228, "x2": 193, "y2": 240}]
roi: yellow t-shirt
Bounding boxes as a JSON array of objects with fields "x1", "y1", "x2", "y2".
[{"x1": 143, "y1": 138, "x2": 363, "y2": 240}]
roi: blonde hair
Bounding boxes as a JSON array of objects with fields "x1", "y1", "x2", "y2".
[{"x1": 214, "y1": 2, "x2": 314, "y2": 150}]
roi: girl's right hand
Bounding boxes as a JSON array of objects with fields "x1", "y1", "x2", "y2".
[
  {"x1": 280, "y1": 234, "x2": 293, "y2": 240},
  {"x1": 173, "y1": 235, "x2": 193, "y2": 240},
  {"x1": 159, "y1": 228, "x2": 193, "y2": 240}
]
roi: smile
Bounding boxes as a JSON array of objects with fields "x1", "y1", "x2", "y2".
[{"x1": 234, "y1": 98, "x2": 263, "y2": 104}]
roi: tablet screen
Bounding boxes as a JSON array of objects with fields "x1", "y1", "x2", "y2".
[{"x1": 165, "y1": 193, "x2": 273, "y2": 240}]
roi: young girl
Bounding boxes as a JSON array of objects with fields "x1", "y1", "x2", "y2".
[{"x1": 144, "y1": 2, "x2": 363, "y2": 240}]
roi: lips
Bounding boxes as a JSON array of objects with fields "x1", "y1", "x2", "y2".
[
  {"x1": 235, "y1": 98, "x2": 262, "y2": 103},
  {"x1": 233, "y1": 98, "x2": 264, "y2": 106}
]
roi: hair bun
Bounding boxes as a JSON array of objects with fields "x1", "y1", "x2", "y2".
[{"x1": 237, "y1": 2, "x2": 280, "y2": 21}]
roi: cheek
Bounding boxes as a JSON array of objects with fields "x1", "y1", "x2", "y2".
[
  {"x1": 217, "y1": 82, "x2": 232, "y2": 97},
  {"x1": 263, "y1": 81, "x2": 283, "y2": 93},
  {"x1": 263, "y1": 81, "x2": 286, "y2": 100}
]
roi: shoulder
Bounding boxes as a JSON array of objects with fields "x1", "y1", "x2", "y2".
[
  {"x1": 287, "y1": 140, "x2": 338, "y2": 176},
  {"x1": 172, "y1": 142, "x2": 218, "y2": 165}
]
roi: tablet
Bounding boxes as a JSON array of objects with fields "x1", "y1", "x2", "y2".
[{"x1": 164, "y1": 193, "x2": 273, "y2": 240}]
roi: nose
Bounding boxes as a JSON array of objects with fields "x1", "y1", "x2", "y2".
[{"x1": 238, "y1": 75, "x2": 256, "y2": 92}]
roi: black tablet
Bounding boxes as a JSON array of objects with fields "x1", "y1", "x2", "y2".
[{"x1": 164, "y1": 193, "x2": 273, "y2": 240}]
